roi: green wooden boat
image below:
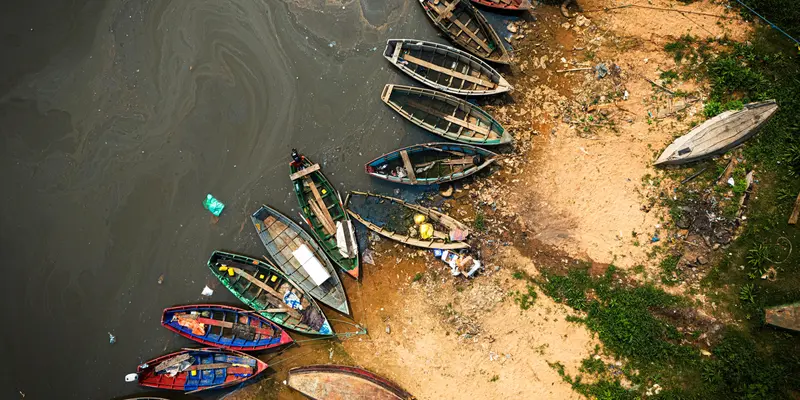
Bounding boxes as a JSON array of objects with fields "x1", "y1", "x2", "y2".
[
  {"x1": 207, "y1": 250, "x2": 333, "y2": 336},
  {"x1": 290, "y1": 155, "x2": 360, "y2": 279},
  {"x1": 381, "y1": 84, "x2": 512, "y2": 146},
  {"x1": 252, "y1": 205, "x2": 350, "y2": 315}
]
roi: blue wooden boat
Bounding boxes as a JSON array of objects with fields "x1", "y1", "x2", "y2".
[
  {"x1": 161, "y1": 304, "x2": 293, "y2": 351},
  {"x1": 365, "y1": 142, "x2": 498, "y2": 185}
]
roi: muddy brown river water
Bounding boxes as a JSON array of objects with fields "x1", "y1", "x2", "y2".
[{"x1": 0, "y1": 0, "x2": 466, "y2": 398}]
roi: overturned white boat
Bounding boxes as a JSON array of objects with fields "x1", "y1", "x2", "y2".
[{"x1": 655, "y1": 100, "x2": 778, "y2": 166}]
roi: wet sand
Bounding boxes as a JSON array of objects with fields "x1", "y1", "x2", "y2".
[{"x1": 0, "y1": 0, "x2": 441, "y2": 398}]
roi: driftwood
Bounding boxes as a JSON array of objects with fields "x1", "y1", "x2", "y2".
[{"x1": 789, "y1": 192, "x2": 800, "y2": 225}]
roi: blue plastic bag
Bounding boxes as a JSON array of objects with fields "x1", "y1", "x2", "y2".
[{"x1": 203, "y1": 194, "x2": 225, "y2": 217}]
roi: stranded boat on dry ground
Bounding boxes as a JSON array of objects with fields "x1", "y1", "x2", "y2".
[
  {"x1": 287, "y1": 365, "x2": 414, "y2": 400},
  {"x1": 655, "y1": 100, "x2": 778, "y2": 166},
  {"x1": 383, "y1": 39, "x2": 512, "y2": 96}
]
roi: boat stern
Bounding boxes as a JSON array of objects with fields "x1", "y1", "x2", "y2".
[
  {"x1": 383, "y1": 39, "x2": 401, "y2": 61},
  {"x1": 381, "y1": 84, "x2": 394, "y2": 103}
]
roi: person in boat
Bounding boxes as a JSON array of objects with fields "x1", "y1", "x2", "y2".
[{"x1": 290, "y1": 149, "x2": 306, "y2": 170}]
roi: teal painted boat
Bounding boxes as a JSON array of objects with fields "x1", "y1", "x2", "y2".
[
  {"x1": 365, "y1": 142, "x2": 499, "y2": 185},
  {"x1": 289, "y1": 154, "x2": 360, "y2": 279},
  {"x1": 381, "y1": 84, "x2": 512, "y2": 146},
  {"x1": 207, "y1": 251, "x2": 333, "y2": 336}
]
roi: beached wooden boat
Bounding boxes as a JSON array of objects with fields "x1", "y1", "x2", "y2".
[
  {"x1": 207, "y1": 251, "x2": 333, "y2": 336},
  {"x1": 655, "y1": 100, "x2": 778, "y2": 166},
  {"x1": 471, "y1": 0, "x2": 532, "y2": 11},
  {"x1": 383, "y1": 39, "x2": 512, "y2": 96},
  {"x1": 161, "y1": 304, "x2": 293, "y2": 351},
  {"x1": 252, "y1": 205, "x2": 350, "y2": 314},
  {"x1": 365, "y1": 142, "x2": 498, "y2": 185},
  {"x1": 287, "y1": 365, "x2": 414, "y2": 400},
  {"x1": 290, "y1": 156, "x2": 360, "y2": 279},
  {"x1": 382, "y1": 84, "x2": 511, "y2": 146},
  {"x1": 345, "y1": 191, "x2": 470, "y2": 250},
  {"x1": 765, "y1": 302, "x2": 800, "y2": 332},
  {"x1": 418, "y1": 0, "x2": 511, "y2": 64},
  {"x1": 136, "y1": 348, "x2": 267, "y2": 393}
]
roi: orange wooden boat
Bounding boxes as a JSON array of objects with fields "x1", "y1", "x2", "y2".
[{"x1": 287, "y1": 365, "x2": 414, "y2": 399}]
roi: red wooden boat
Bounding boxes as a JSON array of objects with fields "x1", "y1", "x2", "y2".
[
  {"x1": 287, "y1": 365, "x2": 414, "y2": 399},
  {"x1": 136, "y1": 348, "x2": 267, "y2": 393},
  {"x1": 470, "y1": 0, "x2": 531, "y2": 10},
  {"x1": 161, "y1": 304, "x2": 293, "y2": 351}
]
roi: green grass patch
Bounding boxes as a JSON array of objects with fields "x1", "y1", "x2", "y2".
[{"x1": 512, "y1": 285, "x2": 538, "y2": 310}]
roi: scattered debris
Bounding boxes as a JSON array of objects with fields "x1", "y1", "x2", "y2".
[
  {"x1": 157, "y1": 274, "x2": 164, "y2": 285},
  {"x1": 440, "y1": 183, "x2": 454, "y2": 198},
  {"x1": 201, "y1": 286, "x2": 214, "y2": 296},
  {"x1": 362, "y1": 249, "x2": 375, "y2": 265},
  {"x1": 108, "y1": 332, "x2": 116, "y2": 344},
  {"x1": 507, "y1": 23, "x2": 518, "y2": 33},
  {"x1": 594, "y1": 63, "x2": 608, "y2": 79}
]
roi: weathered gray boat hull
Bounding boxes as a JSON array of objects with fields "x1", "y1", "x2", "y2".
[
  {"x1": 655, "y1": 100, "x2": 778, "y2": 166},
  {"x1": 383, "y1": 39, "x2": 512, "y2": 96}
]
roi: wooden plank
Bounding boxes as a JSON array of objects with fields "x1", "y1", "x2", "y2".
[
  {"x1": 289, "y1": 163, "x2": 320, "y2": 181},
  {"x1": 399, "y1": 150, "x2": 417, "y2": 184},
  {"x1": 450, "y1": 18, "x2": 491, "y2": 53},
  {"x1": 230, "y1": 268, "x2": 302, "y2": 319},
  {"x1": 306, "y1": 186, "x2": 336, "y2": 235},
  {"x1": 194, "y1": 317, "x2": 274, "y2": 335},
  {"x1": 433, "y1": 0, "x2": 459, "y2": 22},
  {"x1": 407, "y1": 99, "x2": 492, "y2": 136},
  {"x1": 789, "y1": 192, "x2": 800, "y2": 225},
  {"x1": 402, "y1": 54, "x2": 491, "y2": 88}
]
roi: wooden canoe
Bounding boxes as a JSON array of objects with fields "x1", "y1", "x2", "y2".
[
  {"x1": 290, "y1": 156, "x2": 360, "y2": 279},
  {"x1": 418, "y1": 0, "x2": 512, "y2": 64},
  {"x1": 136, "y1": 348, "x2": 267, "y2": 393},
  {"x1": 345, "y1": 191, "x2": 470, "y2": 250},
  {"x1": 365, "y1": 142, "x2": 499, "y2": 185},
  {"x1": 207, "y1": 251, "x2": 334, "y2": 336},
  {"x1": 471, "y1": 0, "x2": 532, "y2": 11},
  {"x1": 161, "y1": 304, "x2": 293, "y2": 351},
  {"x1": 382, "y1": 84, "x2": 511, "y2": 145},
  {"x1": 765, "y1": 302, "x2": 800, "y2": 332},
  {"x1": 287, "y1": 365, "x2": 414, "y2": 400},
  {"x1": 252, "y1": 205, "x2": 350, "y2": 314},
  {"x1": 655, "y1": 100, "x2": 778, "y2": 166},
  {"x1": 383, "y1": 39, "x2": 512, "y2": 96}
]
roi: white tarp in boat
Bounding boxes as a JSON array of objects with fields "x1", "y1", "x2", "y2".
[
  {"x1": 336, "y1": 220, "x2": 357, "y2": 259},
  {"x1": 292, "y1": 244, "x2": 330, "y2": 285}
]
